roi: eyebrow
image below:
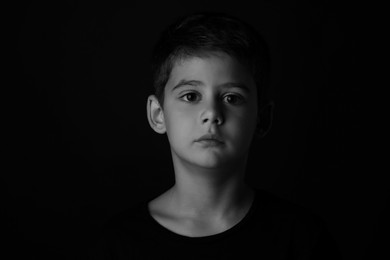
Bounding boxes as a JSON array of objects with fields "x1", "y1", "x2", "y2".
[
  {"x1": 171, "y1": 79, "x2": 251, "y2": 93},
  {"x1": 171, "y1": 80, "x2": 204, "y2": 92},
  {"x1": 220, "y1": 82, "x2": 251, "y2": 93}
]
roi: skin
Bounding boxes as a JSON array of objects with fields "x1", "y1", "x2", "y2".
[{"x1": 146, "y1": 52, "x2": 260, "y2": 237}]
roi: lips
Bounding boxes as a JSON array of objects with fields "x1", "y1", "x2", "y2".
[{"x1": 195, "y1": 134, "x2": 224, "y2": 143}]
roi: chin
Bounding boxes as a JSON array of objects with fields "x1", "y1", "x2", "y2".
[
  {"x1": 191, "y1": 153, "x2": 233, "y2": 169},
  {"x1": 173, "y1": 145, "x2": 241, "y2": 170}
]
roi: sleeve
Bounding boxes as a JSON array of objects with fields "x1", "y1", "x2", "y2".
[
  {"x1": 85, "y1": 221, "x2": 142, "y2": 260},
  {"x1": 64, "y1": 230, "x2": 111, "y2": 260},
  {"x1": 291, "y1": 210, "x2": 343, "y2": 260},
  {"x1": 307, "y1": 214, "x2": 343, "y2": 260},
  {"x1": 86, "y1": 228, "x2": 113, "y2": 260}
]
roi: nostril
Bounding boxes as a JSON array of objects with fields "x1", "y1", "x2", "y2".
[{"x1": 201, "y1": 108, "x2": 224, "y2": 125}]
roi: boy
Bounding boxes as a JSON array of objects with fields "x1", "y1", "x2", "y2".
[{"x1": 89, "y1": 12, "x2": 342, "y2": 259}]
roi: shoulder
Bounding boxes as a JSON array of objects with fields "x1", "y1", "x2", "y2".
[
  {"x1": 253, "y1": 188, "x2": 342, "y2": 259},
  {"x1": 87, "y1": 201, "x2": 152, "y2": 259},
  {"x1": 255, "y1": 188, "x2": 312, "y2": 216},
  {"x1": 256, "y1": 188, "x2": 326, "y2": 231},
  {"x1": 103, "y1": 200, "x2": 150, "y2": 234}
]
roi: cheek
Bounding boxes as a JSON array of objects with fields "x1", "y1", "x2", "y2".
[
  {"x1": 228, "y1": 109, "x2": 257, "y2": 139},
  {"x1": 165, "y1": 108, "x2": 196, "y2": 138}
]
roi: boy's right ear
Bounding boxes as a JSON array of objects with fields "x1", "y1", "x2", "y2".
[{"x1": 147, "y1": 95, "x2": 166, "y2": 134}]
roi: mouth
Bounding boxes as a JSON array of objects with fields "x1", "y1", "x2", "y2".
[{"x1": 195, "y1": 134, "x2": 224, "y2": 144}]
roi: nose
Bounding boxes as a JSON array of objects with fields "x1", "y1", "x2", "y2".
[{"x1": 201, "y1": 98, "x2": 224, "y2": 126}]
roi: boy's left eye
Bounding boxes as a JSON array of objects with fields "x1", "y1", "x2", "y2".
[{"x1": 223, "y1": 94, "x2": 244, "y2": 105}]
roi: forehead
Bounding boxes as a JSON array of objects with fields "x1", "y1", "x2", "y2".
[{"x1": 166, "y1": 52, "x2": 256, "y2": 91}]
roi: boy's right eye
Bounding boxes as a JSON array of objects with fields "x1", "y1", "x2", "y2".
[{"x1": 180, "y1": 92, "x2": 200, "y2": 102}]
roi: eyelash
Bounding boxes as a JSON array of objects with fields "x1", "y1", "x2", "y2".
[{"x1": 179, "y1": 92, "x2": 245, "y2": 105}]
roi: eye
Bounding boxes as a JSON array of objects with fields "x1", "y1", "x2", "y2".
[
  {"x1": 180, "y1": 92, "x2": 200, "y2": 102},
  {"x1": 223, "y1": 94, "x2": 245, "y2": 105}
]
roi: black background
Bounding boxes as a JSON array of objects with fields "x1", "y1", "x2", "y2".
[{"x1": 6, "y1": 0, "x2": 386, "y2": 259}]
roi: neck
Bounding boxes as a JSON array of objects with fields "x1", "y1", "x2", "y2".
[{"x1": 168, "y1": 152, "x2": 253, "y2": 218}]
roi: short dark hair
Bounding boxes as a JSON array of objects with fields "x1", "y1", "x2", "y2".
[{"x1": 151, "y1": 12, "x2": 270, "y2": 109}]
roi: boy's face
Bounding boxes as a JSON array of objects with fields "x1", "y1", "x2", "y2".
[{"x1": 154, "y1": 52, "x2": 258, "y2": 169}]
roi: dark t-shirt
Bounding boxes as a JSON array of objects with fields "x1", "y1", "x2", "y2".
[{"x1": 88, "y1": 189, "x2": 342, "y2": 259}]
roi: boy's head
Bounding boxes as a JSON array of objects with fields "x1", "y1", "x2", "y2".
[
  {"x1": 147, "y1": 12, "x2": 273, "y2": 170},
  {"x1": 150, "y1": 12, "x2": 270, "y2": 111}
]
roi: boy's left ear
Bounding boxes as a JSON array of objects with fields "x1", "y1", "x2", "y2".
[{"x1": 255, "y1": 100, "x2": 274, "y2": 139}]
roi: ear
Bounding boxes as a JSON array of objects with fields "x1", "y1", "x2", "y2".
[
  {"x1": 254, "y1": 100, "x2": 274, "y2": 139},
  {"x1": 147, "y1": 95, "x2": 166, "y2": 134}
]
